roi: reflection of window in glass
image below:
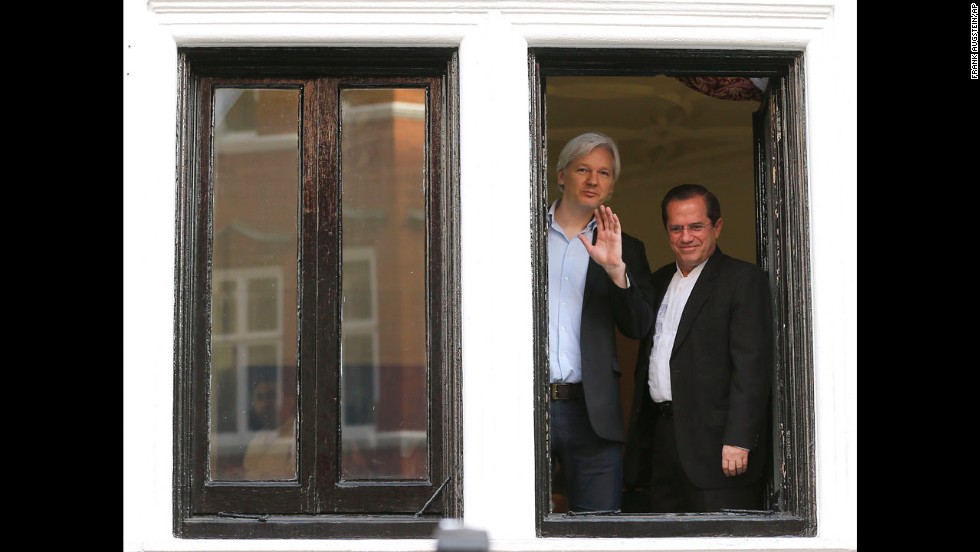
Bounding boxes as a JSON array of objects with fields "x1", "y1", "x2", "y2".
[
  {"x1": 206, "y1": 86, "x2": 300, "y2": 483},
  {"x1": 211, "y1": 343, "x2": 237, "y2": 434},
  {"x1": 175, "y1": 49, "x2": 460, "y2": 539},
  {"x1": 212, "y1": 280, "x2": 237, "y2": 334},
  {"x1": 341, "y1": 89, "x2": 428, "y2": 481},
  {"x1": 248, "y1": 278, "x2": 278, "y2": 332},
  {"x1": 342, "y1": 332, "x2": 377, "y2": 426},
  {"x1": 340, "y1": 250, "x2": 380, "y2": 432},
  {"x1": 209, "y1": 267, "x2": 291, "y2": 482}
]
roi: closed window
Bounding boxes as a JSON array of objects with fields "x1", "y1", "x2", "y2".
[{"x1": 173, "y1": 48, "x2": 461, "y2": 539}]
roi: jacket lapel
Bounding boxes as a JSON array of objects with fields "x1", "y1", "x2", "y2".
[{"x1": 671, "y1": 248, "x2": 724, "y2": 356}]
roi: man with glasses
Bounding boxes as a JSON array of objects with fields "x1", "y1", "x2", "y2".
[{"x1": 623, "y1": 183, "x2": 773, "y2": 513}]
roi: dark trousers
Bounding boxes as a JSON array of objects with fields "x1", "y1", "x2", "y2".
[
  {"x1": 648, "y1": 406, "x2": 762, "y2": 513},
  {"x1": 550, "y1": 399, "x2": 622, "y2": 513}
]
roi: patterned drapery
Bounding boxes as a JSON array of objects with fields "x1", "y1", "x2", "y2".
[{"x1": 674, "y1": 77, "x2": 767, "y2": 102}]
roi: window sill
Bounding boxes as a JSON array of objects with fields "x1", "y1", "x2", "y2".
[
  {"x1": 178, "y1": 514, "x2": 442, "y2": 539},
  {"x1": 540, "y1": 511, "x2": 810, "y2": 538}
]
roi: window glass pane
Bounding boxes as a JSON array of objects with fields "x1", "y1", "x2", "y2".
[
  {"x1": 342, "y1": 258, "x2": 373, "y2": 321},
  {"x1": 246, "y1": 361, "x2": 279, "y2": 430},
  {"x1": 208, "y1": 88, "x2": 299, "y2": 481},
  {"x1": 212, "y1": 280, "x2": 237, "y2": 334},
  {"x1": 242, "y1": 358, "x2": 296, "y2": 481},
  {"x1": 340, "y1": 88, "x2": 427, "y2": 480},
  {"x1": 211, "y1": 344, "x2": 237, "y2": 433},
  {"x1": 342, "y1": 332, "x2": 376, "y2": 426},
  {"x1": 247, "y1": 277, "x2": 279, "y2": 332}
]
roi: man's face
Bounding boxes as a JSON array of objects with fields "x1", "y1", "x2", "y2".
[
  {"x1": 665, "y1": 196, "x2": 723, "y2": 275},
  {"x1": 558, "y1": 147, "x2": 615, "y2": 212},
  {"x1": 252, "y1": 382, "x2": 278, "y2": 428}
]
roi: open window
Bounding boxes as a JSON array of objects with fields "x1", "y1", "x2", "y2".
[{"x1": 530, "y1": 48, "x2": 816, "y2": 537}]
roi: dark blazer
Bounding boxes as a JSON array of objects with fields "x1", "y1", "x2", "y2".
[
  {"x1": 578, "y1": 230, "x2": 655, "y2": 443},
  {"x1": 624, "y1": 247, "x2": 773, "y2": 489}
]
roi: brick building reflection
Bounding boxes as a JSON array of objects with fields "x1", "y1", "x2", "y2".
[{"x1": 209, "y1": 88, "x2": 429, "y2": 482}]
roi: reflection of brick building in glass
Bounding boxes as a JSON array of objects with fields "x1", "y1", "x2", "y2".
[
  {"x1": 209, "y1": 88, "x2": 428, "y2": 482},
  {"x1": 340, "y1": 88, "x2": 428, "y2": 480}
]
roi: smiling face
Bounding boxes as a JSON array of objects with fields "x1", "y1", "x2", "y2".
[
  {"x1": 557, "y1": 147, "x2": 616, "y2": 214},
  {"x1": 665, "y1": 196, "x2": 723, "y2": 275}
]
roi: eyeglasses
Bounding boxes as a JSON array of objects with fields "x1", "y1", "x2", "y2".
[{"x1": 666, "y1": 222, "x2": 712, "y2": 235}]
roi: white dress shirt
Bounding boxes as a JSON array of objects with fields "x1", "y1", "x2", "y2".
[{"x1": 648, "y1": 259, "x2": 707, "y2": 402}]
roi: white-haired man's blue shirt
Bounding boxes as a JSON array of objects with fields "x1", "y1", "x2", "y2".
[{"x1": 547, "y1": 200, "x2": 598, "y2": 385}]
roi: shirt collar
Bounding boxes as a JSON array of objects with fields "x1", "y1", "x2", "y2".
[
  {"x1": 675, "y1": 257, "x2": 709, "y2": 278},
  {"x1": 548, "y1": 200, "x2": 598, "y2": 234}
]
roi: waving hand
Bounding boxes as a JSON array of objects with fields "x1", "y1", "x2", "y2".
[{"x1": 579, "y1": 206, "x2": 629, "y2": 288}]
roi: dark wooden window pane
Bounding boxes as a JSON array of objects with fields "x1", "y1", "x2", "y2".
[
  {"x1": 176, "y1": 48, "x2": 460, "y2": 538},
  {"x1": 208, "y1": 88, "x2": 300, "y2": 484}
]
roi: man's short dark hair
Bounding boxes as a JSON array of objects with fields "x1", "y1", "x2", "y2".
[{"x1": 660, "y1": 184, "x2": 722, "y2": 227}]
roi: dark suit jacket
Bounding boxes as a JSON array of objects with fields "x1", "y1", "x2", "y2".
[
  {"x1": 577, "y1": 230, "x2": 655, "y2": 443},
  {"x1": 624, "y1": 247, "x2": 773, "y2": 489}
]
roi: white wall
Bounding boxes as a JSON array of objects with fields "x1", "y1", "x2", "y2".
[{"x1": 123, "y1": 1, "x2": 856, "y2": 551}]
